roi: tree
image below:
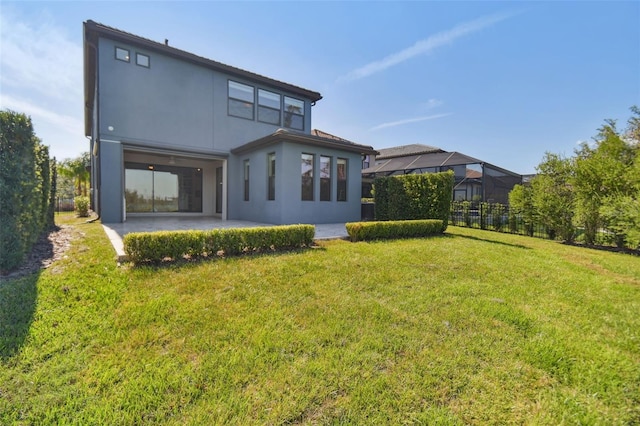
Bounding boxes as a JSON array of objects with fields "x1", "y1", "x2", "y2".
[
  {"x1": 573, "y1": 115, "x2": 639, "y2": 246},
  {"x1": 508, "y1": 184, "x2": 534, "y2": 236},
  {"x1": 59, "y1": 152, "x2": 90, "y2": 196},
  {"x1": 530, "y1": 153, "x2": 575, "y2": 241}
]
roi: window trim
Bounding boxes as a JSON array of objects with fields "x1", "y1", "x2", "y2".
[
  {"x1": 136, "y1": 52, "x2": 150, "y2": 68},
  {"x1": 115, "y1": 47, "x2": 130, "y2": 62},
  {"x1": 228, "y1": 80, "x2": 255, "y2": 121}
]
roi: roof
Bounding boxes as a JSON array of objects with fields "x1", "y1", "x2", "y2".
[
  {"x1": 231, "y1": 128, "x2": 378, "y2": 156},
  {"x1": 363, "y1": 151, "x2": 484, "y2": 174},
  {"x1": 83, "y1": 20, "x2": 322, "y2": 136},
  {"x1": 362, "y1": 144, "x2": 522, "y2": 178},
  {"x1": 375, "y1": 144, "x2": 445, "y2": 159}
]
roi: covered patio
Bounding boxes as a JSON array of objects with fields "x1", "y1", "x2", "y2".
[{"x1": 102, "y1": 216, "x2": 349, "y2": 261}]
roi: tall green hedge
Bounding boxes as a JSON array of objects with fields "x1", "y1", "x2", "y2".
[
  {"x1": 0, "y1": 110, "x2": 56, "y2": 272},
  {"x1": 373, "y1": 171, "x2": 454, "y2": 232}
]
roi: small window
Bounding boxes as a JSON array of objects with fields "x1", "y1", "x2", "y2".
[
  {"x1": 267, "y1": 153, "x2": 276, "y2": 200},
  {"x1": 228, "y1": 80, "x2": 254, "y2": 120},
  {"x1": 337, "y1": 158, "x2": 347, "y2": 202},
  {"x1": 243, "y1": 159, "x2": 250, "y2": 201},
  {"x1": 258, "y1": 89, "x2": 281, "y2": 125},
  {"x1": 136, "y1": 53, "x2": 150, "y2": 68},
  {"x1": 284, "y1": 96, "x2": 304, "y2": 130},
  {"x1": 320, "y1": 156, "x2": 331, "y2": 201},
  {"x1": 301, "y1": 153, "x2": 314, "y2": 201},
  {"x1": 115, "y1": 47, "x2": 130, "y2": 62}
]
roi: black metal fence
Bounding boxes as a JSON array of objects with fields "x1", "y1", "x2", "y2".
[
  {"x1": 449, "y1": 201, "x2": 620, "y2": 246},
  {"x1": 55, "y1": 197, "x2": 75, "y2": 213},
  {"x1": 449, "y1": 201, "x2": 549, "y2": 238}
]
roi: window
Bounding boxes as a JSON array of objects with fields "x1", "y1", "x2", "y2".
[
  {"x1": 243, "y1": 159, "x2": 250, "y2": 201},
  {"x1": 337, "y1": 158, "x2": 347, "y2": 202},
  {"x1": 228, "y1": 80, "x2": 254, "y2": 120},
  {"x1": 136, "y1": 52, "x2": 150, "y2": 68},
  {"x1": 267, "y1": 153, "x2": 275, "y2": 200},
  {"x1": 124, "y1": 163, "x2": 203, "y2": 213},
  {"x1": 320, "y1": 156, "x2": 331, "y2": 201},
  {"x1": 258, "y1": 89, "x2": 281, "y2": 125},
  {"x1": 301, "y1": 153, "x2": 314, "y2": 201},
  {"x1": 115, "y1": 47, "x2": 130, "y2": 62},
  {"x1": 284, "y1": 96, "x2": 304, "y2": 130}
]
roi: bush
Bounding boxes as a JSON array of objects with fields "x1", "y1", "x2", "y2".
[
  {"x1": 0, "y1": 110, "x2": 55, "y2": 272},
  {"x1": 74, "y1": 196, "x2": 90, "y2": 217},
  {"x1": 373, "y1": 171, "x2": 454, "y2": 232},
  {"x1": 123, "y1": 225, "x2": 315, "y2": 264},
  {"x1": 346, "y1": 219, "x2": 444, "y2": 242}
]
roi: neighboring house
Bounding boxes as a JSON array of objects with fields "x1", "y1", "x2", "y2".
[
  {"x1": 83, "y1": 20, "x2": 376, "y2": 224},
  {"x1": 362, "y1": 144, "x2": 522, "y2": 204}
]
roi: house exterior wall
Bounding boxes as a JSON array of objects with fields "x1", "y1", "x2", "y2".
[
  {"x1": 88, "y1": 24, "x2": 372, "y2": 225},
  {"x1": 229, "y1": 141, "x2": 362, "y2": 225},
  {"x1": 97, "y1": 37, "x2": 312, "y2": 154},
  {"x1": 95, "y1": 36, "x2": 316, "y2": 223}
]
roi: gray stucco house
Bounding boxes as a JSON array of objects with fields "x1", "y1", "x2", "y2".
[{"x1": 83, "y1": 20, "x2": 376, "y2": 224}]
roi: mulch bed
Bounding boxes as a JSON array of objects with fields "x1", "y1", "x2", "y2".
[{"x1": 0, "y1": 226, "x2": 76, "y2": 280}]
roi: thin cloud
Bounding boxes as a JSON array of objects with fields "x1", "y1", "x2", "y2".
[
  {"x1": 425, "y1": 98, "x2": 444, "y2": 109},
  {"x1": 0, "y1": 11, "x2": 83, "y2": 100},
  {"x1": 340, "y1": 11, "x2": 518, "y2": 82},
  {"x1": 0, "y1": 95, "x2": 83, "y2": 139},
  {"x1": 370, "y1": 113, "x2": 452, "y2": 131}
]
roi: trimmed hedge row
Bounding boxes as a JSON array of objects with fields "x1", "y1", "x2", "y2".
[
  {"x1": 123, "y1": 224, "x2": 315, "y2": 263},
  {"x1": 346, "y1": 219, "x2": 444, "y2": 242},
  {"x1": 373, "y1": 171, "x2": 454, "y2": 232},
  {"x1": 1, "y1": 110, "x2": 56, "y2": 271}
]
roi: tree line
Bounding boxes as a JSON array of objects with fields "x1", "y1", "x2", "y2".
[{"x1": 509, "y1": 106, "x2": 640, "y2": 249}]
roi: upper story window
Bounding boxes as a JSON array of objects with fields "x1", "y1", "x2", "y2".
[
  {"x1": 258, "y1": 89, "x2": 281, "y2": 125},
  {"x1": 228, "y1": 80, "x2": 254, "y2": 120},
  {"x1": 136, "y1": 53, "x2": 150, "y2": 68},
  {"x1": 284, "y1": 96, "x2": 304, "y2": 130},
  {"x1": 115, "y1": 47, "x2": 130, "y2": 62}
]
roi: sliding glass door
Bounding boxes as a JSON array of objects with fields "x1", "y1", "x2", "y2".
[{"x1": 125, "y1": 162, "x2": 203, "y2": 213}]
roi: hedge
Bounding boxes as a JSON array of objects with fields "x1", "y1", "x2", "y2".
[
  {"x1": 123, "y1": 224, "x2": 315, "y2": 264},
  {"x1": 373, "y1": 171, "x2": 454, "y2": 232},
  {"x1": 0, "y1": 110, "x2": 56, "y2": 272},
  {"x1": 346, "y1": 219, "x2": 445, "y2": 242}
]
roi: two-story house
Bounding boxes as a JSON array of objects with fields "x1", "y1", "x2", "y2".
[{"x1": 84, "y1": 20, "x2": 376, "y2": 224}]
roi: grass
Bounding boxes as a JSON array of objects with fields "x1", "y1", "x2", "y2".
[{"x1": 1, "y1": 214, "x2": 639, "y2": 424}]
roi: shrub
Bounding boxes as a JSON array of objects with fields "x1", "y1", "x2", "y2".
[
  {"x1": 373, "y1": 171, "x2": 454, "y2": 232},
  {"x1": 0, "y1": 110, "x2": 55, "y2": 272},
  {"x1": 346, "y1": 219, "x2": 444, "y2": 242},
  {"x1": 74, "y1": 196, "x2": 90, "y2": 217},
  {"x1": 123, "y1": 225, "x2": 315, "y2": 264}
]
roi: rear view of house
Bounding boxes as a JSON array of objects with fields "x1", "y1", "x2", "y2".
[{"x1": 84, "y1": 20, "x2": 376, "y2": 224}]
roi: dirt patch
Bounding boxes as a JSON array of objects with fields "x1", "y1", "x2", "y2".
[{"x1": 0, "y1": 225, "x2": 76, "y2": 280}]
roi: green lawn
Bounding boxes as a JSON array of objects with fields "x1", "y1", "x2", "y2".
[{"x1": 1, "y1": 215, "x2": 639, "y2": 425}]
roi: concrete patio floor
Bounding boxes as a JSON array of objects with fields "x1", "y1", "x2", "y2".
[{"x1": 102, "y1": 216, "x2": 349, "y2": 261}]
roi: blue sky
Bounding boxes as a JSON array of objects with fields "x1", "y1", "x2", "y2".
[{"x1": 1, "y1": 1, "x2": 638, "y2": 174}]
